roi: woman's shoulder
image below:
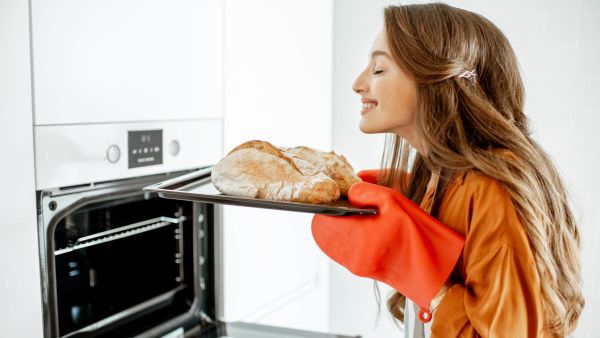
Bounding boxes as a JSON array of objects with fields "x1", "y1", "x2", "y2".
[
  {"x1": 459, "y1": 171, "x2": 505, "y2": 189},
  {"x1": 442, "y1": 170, "x2": 530, "y2": 246},
  {"x1": 447, "y1": 148, "x2": 520, "y2": 195},
  {"x1": 447, "y1": 166, "x2": 522, "y2": 216},
  {"x1": 446, "y1": 171, "x2": 536, "y2": 260}
]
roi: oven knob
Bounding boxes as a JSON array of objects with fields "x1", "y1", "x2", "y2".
[
  {"x1": 168, "y1": 140, "x2": 180, "y2": 156},
  {"x1": 106, "y1": 145, "x2": 121, "y2": 163}
]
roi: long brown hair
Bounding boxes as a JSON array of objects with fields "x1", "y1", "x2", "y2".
[{"x1": 374, "y1": 3, "x2": 584, "y2": 335}]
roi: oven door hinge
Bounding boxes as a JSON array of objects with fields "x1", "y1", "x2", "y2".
[{"x1": 199, "y1": 311, "x2": 214, "y2": 325}]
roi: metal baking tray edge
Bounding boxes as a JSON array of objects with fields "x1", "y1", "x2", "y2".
[{"x1": 143, "y1": 167, "x2": 377, "y2": 216}]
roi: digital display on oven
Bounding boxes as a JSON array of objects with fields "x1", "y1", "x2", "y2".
[{"x1": 128, "y1": 129, "x2": 163, "y2": 168}]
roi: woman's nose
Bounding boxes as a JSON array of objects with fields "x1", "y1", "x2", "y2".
[{"x1": 352, "y1": 71, "x2": 367, "y2": 94}]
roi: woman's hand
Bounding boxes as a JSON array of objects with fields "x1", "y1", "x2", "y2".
[
  {"x1": 311, "y1": 181, "x2": 464, "y2": 322},
  {"x1": 356, "y1": 169, "x2": 382, "y2": 184}
]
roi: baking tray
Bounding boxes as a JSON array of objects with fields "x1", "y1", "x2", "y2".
[{"x1": 143, "y1": 167, "x2": 377, "y2": 216}]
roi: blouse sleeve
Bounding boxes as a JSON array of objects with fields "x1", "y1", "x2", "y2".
[{"x1": 430, "y1": 174, "x2": 545, "y2": 338}]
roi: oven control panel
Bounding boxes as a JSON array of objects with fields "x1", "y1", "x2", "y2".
[
  {"x1": 128, "y1": 129, "x2": 163, "y2": 168},
  {"x1": 33, "y1": 119, "x2": 222, "y2": 190}
]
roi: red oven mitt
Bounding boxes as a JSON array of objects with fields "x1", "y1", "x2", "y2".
[
  {"x1": 311, "y1": 181, "x2": 464, "y2": 322},
  {"x1": 357, "y1": 169, "x2": 408, "y2": 185},
  {"x1": 356, "y1": 169, "x2": 381, "y2": 184}
]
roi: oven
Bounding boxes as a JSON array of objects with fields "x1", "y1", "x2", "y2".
[{"x1": 34, "y1": 122, "x2": 357, "y2": 338}]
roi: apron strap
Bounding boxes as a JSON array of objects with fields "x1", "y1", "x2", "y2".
[
  {"x1": 412, "y1": 301, "x2": 425, "y2": 338},
  {"x1": 409, "y1": 169, "x2": 440, "y2": 338}
]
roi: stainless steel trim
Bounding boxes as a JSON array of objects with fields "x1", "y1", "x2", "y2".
[
  {"x1": 62, "y1": 286, "x2": 187, "y2": 338},
  {"x1": 133, "y1": 311, "x2": 199, "y2": 338},
  {"x1": 223, "y1": 321, "x2": 361, "y2": 338},
  {"x1": 213, "y1": 204, "x2": 225, "y2": 322},
  {"x1": 144, "y1": 167, "x2": 212, "y2": 193},
  {"x1": 176, "y1": 206, "x2": 186, "y2": 284}
]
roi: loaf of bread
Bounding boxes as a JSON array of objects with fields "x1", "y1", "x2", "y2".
[
  {"x1": 282, "y1": 146, "x2": 361, "y2": 195},
  {"x1": 211, "y1": 140, "x2": 360, "y2": 204}
]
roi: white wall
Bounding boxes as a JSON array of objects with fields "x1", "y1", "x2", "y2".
[
  {"x1": 0, "y1": 0, "x2": 44, "y2": 337},
  {"x1": 221, "y1": 0, "x2": 334, "y2": 333},
  {"x1": 330, "y1": 2, "x2": 401, "y2": 337},
  {"x1": 331, "y1": 1, "x2": 600, "y2": 337}
]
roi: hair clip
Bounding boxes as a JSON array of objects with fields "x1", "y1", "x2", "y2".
[{"x1": 458, "y1": 70, "x2": 477, "y2": 79}]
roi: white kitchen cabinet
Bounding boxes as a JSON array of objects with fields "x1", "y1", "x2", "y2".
[
  {"x1": 30, "y1": 0, "x2": 223, "y2": 125},
  {"x1": 222, "y1": 0, "x2": 333, "y2": 333}
]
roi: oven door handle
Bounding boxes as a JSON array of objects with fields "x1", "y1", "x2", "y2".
[{"x1": 143, "y1": 166, "x2": 213, "y2": 193}]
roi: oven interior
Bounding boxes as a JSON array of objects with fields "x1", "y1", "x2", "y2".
[{"x1": 39, "y1": 173, "x2": 217, "y2": 338}]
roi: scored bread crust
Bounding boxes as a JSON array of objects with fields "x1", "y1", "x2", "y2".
[
  {"x1": 282, "y1": 146, "x2": 361, "y2": 195},
  {"x1": 228, "y1": 140, "x2": 302, "y2": 173},
  {"x1": 212, "y1": 140, "x2": 340, "y2": 204}
]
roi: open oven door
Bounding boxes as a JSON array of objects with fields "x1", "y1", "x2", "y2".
[
  {"x1": 144, "y1": 168, "x2": 362, "y2": 338},
  {"x1": 181, "y1": 321, "x2": 359, "y2": 338}
]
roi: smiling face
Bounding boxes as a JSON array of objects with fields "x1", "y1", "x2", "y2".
[{"x1": 352, "y1": 31, "x2": 420, "y2": 150}]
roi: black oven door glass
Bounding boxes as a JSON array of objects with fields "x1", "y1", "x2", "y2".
[{"x1": 52, "y1": 193, "x2": 195, "y2": 337}]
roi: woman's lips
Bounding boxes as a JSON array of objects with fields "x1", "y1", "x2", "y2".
[{"x1": 361, "y1": 99, "x2": 378, "y2": 115}]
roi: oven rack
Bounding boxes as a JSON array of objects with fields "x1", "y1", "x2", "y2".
[{"x1": 54, "y1": 216, "x2": 186, "y2": 256}]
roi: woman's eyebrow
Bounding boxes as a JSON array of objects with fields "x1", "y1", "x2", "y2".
[{"x1": 370, "y1": 50, "x2": 391, "y2": 59}]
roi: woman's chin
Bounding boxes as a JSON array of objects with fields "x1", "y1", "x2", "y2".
[{"x1": 359, "y1": 120, "x2": 384, "y2": 134}]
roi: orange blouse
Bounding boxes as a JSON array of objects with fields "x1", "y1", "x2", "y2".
[{"x1": 429, "y1": 171, "x2": 547, "y2": 338}]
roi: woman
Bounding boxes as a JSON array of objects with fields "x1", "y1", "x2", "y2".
[{"x1": 311, "y1": 3, "x2": 584, "y2": 337}]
